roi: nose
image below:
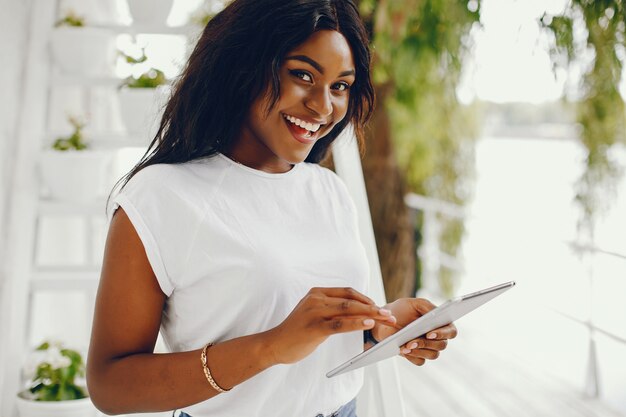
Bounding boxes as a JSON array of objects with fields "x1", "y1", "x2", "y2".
[{"x1": 304, "y1": 86, "x2": 333, "y2": 119}]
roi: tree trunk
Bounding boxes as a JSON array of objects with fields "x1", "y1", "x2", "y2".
[{"x1": 362, "y1": 85, "x2": 416, "y2": 301}]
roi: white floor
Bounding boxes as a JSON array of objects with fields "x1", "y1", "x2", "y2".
[{"x1": 398, "y1": 323, "x2": 625, "y2": 417}]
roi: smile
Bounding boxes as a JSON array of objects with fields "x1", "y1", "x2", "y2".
[
  {"x1": 282, "y1": 113, "x2": 328, "y2": 144},
  {"x1": 282, "y1": 113, "x2": 323, "y2": 132}
]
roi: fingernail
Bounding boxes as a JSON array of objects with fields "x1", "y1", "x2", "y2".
[
  {"x1": 401, "y1": 348, "x2": 411, "y2": 354},
  {"x1": 379, "y1": 309, "x2": 392, "y2": 316},
  {"x1": 427, "y1": 332, "x2": 437, "y2": 339},
  {"x1": 387, "y1": 316, "x2": 397, "y2": 323},
  {"x1": 363, "y1": 319, "x2": 375, "y2": 326},
  {"x1": 409, "y1": 342, "x2": 418, "y2": 349}
]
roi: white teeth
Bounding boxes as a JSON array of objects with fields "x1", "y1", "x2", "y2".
[{"x1": 284, "y1": 114, "x2": 321, "y2": 133}]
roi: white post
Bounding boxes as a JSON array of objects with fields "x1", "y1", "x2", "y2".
[
  {"x1": 332, "y1": 128, "x2": 407, "y2": 417},
  {"x1": 585, "y1": 336, "x2": 600, "y2": 397},
  {"x1": 418, "y1": 209, "x2": 441, "y2": 298},
  {"x1": 583, "y1": 249, "x2": 600, "y2": 398},
  {"x1": 404, "y1": 193, "x2": 465, "y2": 300}
]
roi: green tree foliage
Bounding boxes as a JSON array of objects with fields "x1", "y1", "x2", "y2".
[
  {"x1": 359, "y1": 0, "x2": 481, "y2": 295},
  {"x1": 541, "y1": 0, "x2": 626, "y2": 237}
]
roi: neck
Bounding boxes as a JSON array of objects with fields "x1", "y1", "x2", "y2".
[{"x1": 222, "y1": 139, "x2": 294, "y2": 174}]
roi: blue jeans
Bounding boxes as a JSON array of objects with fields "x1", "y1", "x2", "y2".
[
  {"x1": 175, "y1": 398, "x2": 357, "y2": 417},
  {"x1": 321, "y1": 397, "x2": 357, "y2": 417}
]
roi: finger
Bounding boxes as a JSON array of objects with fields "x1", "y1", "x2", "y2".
[
  {"x1": 313, "y1": 287, "x2": 376, "y2": 306},
  {"x1": 322, "y1": 317, "x2": 377, "y2": 335},
  {"x1": 404, "y1": 348, "x2": 440, "y2": 361},
  {"x1": 425, "y1": 323, "x2": 458, "y2": 340},
  {"x1": 410, "y1": 298, "x2": 438, "y2": 315},
  {"x1": 403, "y1": 338, "x2": 447, "y2": 351},
  {"x1": 324, "y1": 298, "x2": 396, "y2": 322},
  {"x1": 374, "y1": 319, "x2": 402, "y2": 331},
  {"x1": 401, "y1": 354, "x2": 425, "y2": 366}
]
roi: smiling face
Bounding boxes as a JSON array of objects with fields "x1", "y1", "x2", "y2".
[{"x1": 226, "y1": 30, "x2": 356, "y2": 173}]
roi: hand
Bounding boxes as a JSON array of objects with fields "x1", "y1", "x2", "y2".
[
  {"x1": 371, "y1": 298, "x2": 457, "y2": 366},
  {"x1": 266, "y1": 287, "x2": 397, "y2": 364}
]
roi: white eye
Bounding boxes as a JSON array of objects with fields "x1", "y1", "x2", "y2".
[
  {"x1": 290, "y1": 70, "x2": 313, "y2": 82},
  {"x1": 333, "y1": 82, "x2": 350, "y2": 91}
]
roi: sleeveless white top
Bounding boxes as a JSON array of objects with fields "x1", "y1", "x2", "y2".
[{"x1": 110, "y1": 153, "x2": 370, "y2": 416}]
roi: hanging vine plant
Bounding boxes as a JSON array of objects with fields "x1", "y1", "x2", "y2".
[{"x1": 541, "y1": 0, "x2": 626, "y2": 239}]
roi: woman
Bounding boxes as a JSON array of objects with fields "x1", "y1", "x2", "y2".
[{"x1": 86, "y1": 0, "x2": 457, "y2": 416}]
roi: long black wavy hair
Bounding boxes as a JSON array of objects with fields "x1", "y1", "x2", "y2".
[{"x1": 113, "y1": 0, "x2": 375, "y2": 197}]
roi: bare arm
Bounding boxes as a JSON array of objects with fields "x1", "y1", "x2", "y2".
[
  {"x1": 87, "y1": 208, "x2": 279, "y2": 414},
  {"x1": 87, "y1": 208, "x2": 395, "y2": 415}
]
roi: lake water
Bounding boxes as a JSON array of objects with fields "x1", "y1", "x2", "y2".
[{"x1": 456, "y1": 136, "x2": 626, "y2": 413}]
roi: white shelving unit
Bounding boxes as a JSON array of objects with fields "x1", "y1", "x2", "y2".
[{"x1": 1, "y1": 1, "x2": 192, "y2": 415}]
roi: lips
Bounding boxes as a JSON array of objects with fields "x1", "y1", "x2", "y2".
[
  {"x1": 290, "y1": 122, "x2": 309, "y2": 136},
  {"x1": 283, "y1": 115, "x2": 321, "y2": 145}
]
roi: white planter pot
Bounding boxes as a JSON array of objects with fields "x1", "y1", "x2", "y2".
[
  {"x1": 50, "y1": 27, "x2": 116, "y2": 77},
  {"x1": 39, "y1": 150, "x2": 113, "y2": 202},
  {"x1": 118, "y1": 86, "x2": 170, "y2": 142},
  {"x1": 16, "y1": 391, "x2": 97, "y2": 417},
  {"x1": 127, "y1": 0, "x2": 175, "y2": 25}
]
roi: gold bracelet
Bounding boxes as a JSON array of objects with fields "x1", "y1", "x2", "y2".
[{"x1": 200, "y1": 343, "x2": 230, "y2": 393}]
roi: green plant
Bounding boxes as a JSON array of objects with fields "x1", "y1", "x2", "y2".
[
  {"x1": 124, "y1": 68, "x2": 167, "y2": 88},
  {"x1": 54, "y1": 10, "x2": 85, "y2": 27},
  {"x1": 121, "y1": 48, "x2": 148, "y2": 65},
  {"x1": 119, "y1": 49, "x2": 167, "y2": 88},
  {"x1": 52, "y1": 116, "x2": 88, "y2": 151},
  {"x1": 23, "y1": 341, "x2": 87, "y2": 401}
]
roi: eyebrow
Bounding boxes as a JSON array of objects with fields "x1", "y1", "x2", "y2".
[{"x1": 285, "y1": 55, "x2": 355, "y2": 77}]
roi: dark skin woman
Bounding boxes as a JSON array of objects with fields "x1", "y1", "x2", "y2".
[{"x1": 87, "y1": 1, "x2": 456, "y2": 416}]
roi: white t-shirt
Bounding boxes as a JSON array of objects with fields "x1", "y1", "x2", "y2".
[{"x1": 110, "y1": 153, "x2": 370, "y2": 417}]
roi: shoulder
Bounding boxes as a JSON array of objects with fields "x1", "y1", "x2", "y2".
[
  {"x1": 123, "y1": 155, "x2": 228, "y2": 197},
  {"x1": 126, "y1": 161, "x2": 197, "y2": 187},
  {"x1": 302, "y1": 162, "x2": 338, "y2": 181},
  {"x1": 301, "y1": 162, "x2": 355, "y2": 210},
  {"x1": 122, "y1": 163, "x2": 183, "y2": 189},
  {"x1": 306, "y1": 163, "x2": 349, "y2": 191}
]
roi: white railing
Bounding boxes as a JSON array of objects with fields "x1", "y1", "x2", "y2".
[
  {"x1": 404, "y1": 193, "x2": 466, "y2": 299},
  {"x1": 561, "y1": 241, "x2": 626, "y2": 398}
]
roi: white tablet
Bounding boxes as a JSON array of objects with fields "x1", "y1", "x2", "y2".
[{"x1": 326, "y1": 281, "x2": 516, "y2": 378}]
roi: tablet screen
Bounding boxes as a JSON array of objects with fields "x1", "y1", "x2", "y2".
[{"x1": 326, "y1": 281, "x2": 516, "y2": 378}]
